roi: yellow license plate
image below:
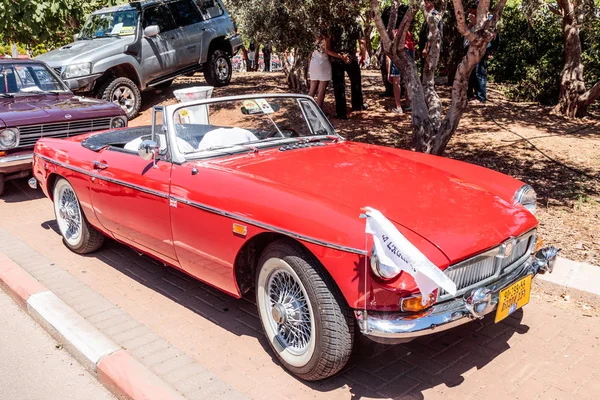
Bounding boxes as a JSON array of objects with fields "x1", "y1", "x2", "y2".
[{"x1": 495, "y1": 275, "x2": 532, "y2": 323}]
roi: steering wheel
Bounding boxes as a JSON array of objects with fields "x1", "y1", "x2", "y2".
[{"x1": 264, "y1": 127, "x2": 300, "y2": 139}]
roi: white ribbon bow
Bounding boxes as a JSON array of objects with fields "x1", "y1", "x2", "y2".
[{"x1": 364, "y1": 206, "x2": 457, "y2": 302}]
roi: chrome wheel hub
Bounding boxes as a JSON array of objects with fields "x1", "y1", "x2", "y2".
[
  {"x1": 216, "y1": 57, "x2": 229, "y2": 81},
  {"x1": 112, "y1": 86, "x2": 135, "y2": 113},
  {"x1": 267, "y1": 269, "x2": 312, "y2": 354}
]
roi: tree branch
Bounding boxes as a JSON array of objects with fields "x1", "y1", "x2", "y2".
[
  {"x1": 452, "y1": 0, "x2": 476, "y2": 42},
  {"x1": 547, "y1": 4, "x2": 562, "y2": 16},
  {"x1": 579, "y1": 80, "x2": 600, "y2": 107}
]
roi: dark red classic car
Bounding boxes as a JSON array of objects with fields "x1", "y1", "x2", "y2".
[
  {"x1": 0, "y1": 58, "x2": 126, "y2": 196},
  {"x1": 31, "y1": 94, "x2": 558, "y2": 380}
]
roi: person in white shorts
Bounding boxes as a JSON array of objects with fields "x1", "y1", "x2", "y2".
[{"x1": 308, "y1": 33, "x2": 333, "y2": 109}]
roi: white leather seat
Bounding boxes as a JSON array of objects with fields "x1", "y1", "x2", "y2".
[{"x1": 196, "y1": 127, "x2": 258, "y2": 150}]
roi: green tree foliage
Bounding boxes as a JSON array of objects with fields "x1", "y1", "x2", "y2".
[
  {"x1": 488, "y1": 5, "x2": 563, "y2": 103},
  {"x1": 488, "y1": 1, "x2": 600, "y2": 106},
  {"x1": 0, "y1": 0, "x2": 124, "y2": 50}
]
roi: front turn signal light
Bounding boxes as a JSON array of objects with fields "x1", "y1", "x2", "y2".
[
  {"x1": 400, "y1": 291, "x2": 437, "y2": 312},
  {"x1": 535, "y1": 237, "x2": 544, "y2": 253}
]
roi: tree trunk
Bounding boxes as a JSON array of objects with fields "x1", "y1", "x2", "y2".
[
  {"x1": 282, "y1": 49, "x2": 308, "y2": 92},
  {"x1": 553, "y1": 1, "x2": 587, "y2": 117}
]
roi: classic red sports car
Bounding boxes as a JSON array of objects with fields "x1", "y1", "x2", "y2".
[{"x1": 31, "y1": 94, "x2": 558, "y2": 380}]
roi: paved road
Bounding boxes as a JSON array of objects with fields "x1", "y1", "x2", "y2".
[{"x1": 0, "y1": 288, "x2": 115, "y2": 400}]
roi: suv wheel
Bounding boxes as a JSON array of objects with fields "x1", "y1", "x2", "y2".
[
  {"x1": 98, "y1": 77, "x2": 141, "y2": 120},
  {"x1": 203, "y1": 49, "x2": 232, "y2": 87}
]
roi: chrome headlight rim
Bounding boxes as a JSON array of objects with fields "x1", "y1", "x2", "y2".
[
  {"x1": 0, "y1": 128, "x2": 20, "y2": 150},
  {"x1": 369, "y1": 248, "x2": 402, "y2": 280},
  {"x1": 515, "y1": 184, "x2": 537, "y2": 215},
  {"x1": 63, "y1": 62, "x2": 92, "y2": 79},
  {"x1": 110, "y1": 116, "x2": 128, "y2": 129}
]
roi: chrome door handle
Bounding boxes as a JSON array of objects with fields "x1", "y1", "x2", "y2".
[{"x1": 93, "y1": 160, "x2": 108, "y2": 170}]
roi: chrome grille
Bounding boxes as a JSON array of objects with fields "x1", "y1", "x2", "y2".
[
  {"x1": 17, "y1": 117, "x2": 113, "y2": 148},
  {"x1": 501, "y1": 236, "x2": 532, "y2": 269},
  {"x1": 438, "y1": 230, "x2": 536, "y2": 300}
]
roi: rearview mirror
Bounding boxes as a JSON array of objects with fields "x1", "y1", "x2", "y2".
[
  {"x1": 144, "y1": 25, "x2": 160, "y2": 38},
  {"x1": 138, "y1": 140, "x2": 159, "y2": 162}
]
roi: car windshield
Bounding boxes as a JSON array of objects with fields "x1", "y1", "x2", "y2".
[
  {"x1": 0, "y1": 63, "x2": 68, "y2": 95},
  {"x1": 171, "y1": 96, "x2": 335, "y2": 157},
  {"x1": 79, "y1": 10, "x2": 139, "y2": 39}
]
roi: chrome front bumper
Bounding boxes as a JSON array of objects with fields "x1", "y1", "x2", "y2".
[
  {"x1": 357, "y1": 247, "x2": 559, "y2": 343},
  {"x1": 0, "y1": 153, "x2": 33, "y2": 173}
]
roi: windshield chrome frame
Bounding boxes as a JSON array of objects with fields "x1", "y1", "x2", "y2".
[{"x1": 163, "y1": 94, "x2": 342, "y2": 164}]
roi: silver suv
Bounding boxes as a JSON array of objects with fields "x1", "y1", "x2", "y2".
[{"x1": 36, "y1": 0, "x2": 242, "y2": 119}]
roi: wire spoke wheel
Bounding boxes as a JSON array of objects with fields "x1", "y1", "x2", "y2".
[
  {"x1": 55, "y1": 184, "x2": 82, "y2": 245},
  {"x1": 256, "y1": 240, "x2": 354, "y2": 380},
  {"x1": 267, "y1": 268, "x2": 313, "y2": 355},
  {"x1": 53, "y1": 178, "x2": 105, "y2": 254}
]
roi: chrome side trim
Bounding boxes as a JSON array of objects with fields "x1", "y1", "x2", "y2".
[
  {"x1": 36, "y1": 154, "x2": 169, "y2": 199},
  {"x1": 36, "y1": 154, "x2": 367, "y2": 256},
  {"x1": 172, "y1": 195, "x2": 367, "y2": 255}
]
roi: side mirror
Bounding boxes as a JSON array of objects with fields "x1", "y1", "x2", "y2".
[
  {"x1": 138, "y1": 139, "x2": 159, "y2": 162},
  {"x1": 144, "y1": 25, "x2": 160, "y2": 38}
]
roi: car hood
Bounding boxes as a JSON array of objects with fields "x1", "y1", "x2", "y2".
[
  {"x1": 211, "y1": 141, "x2": 537, "y2": 262},
  {"x1": 35, "y1": 37, "x2": 133, "y2": 66},
  {"x1": 0, "y1": 95, "x2": 123, "y2": 126}
]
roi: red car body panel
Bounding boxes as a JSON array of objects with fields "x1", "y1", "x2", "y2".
[{"x1": 33, "y1": 132, "x2": 538, "y2": 312}]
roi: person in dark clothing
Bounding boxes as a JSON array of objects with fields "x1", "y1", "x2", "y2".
[
  {"x1": 465, "y1": 8, "x2": 497, "y2": 103},
  {"x1": 263, "y1": 42, "x2": 272, "y2": 72},
  {"x1": 329, "y1": 21, "x2": 368, "y2": 119}
]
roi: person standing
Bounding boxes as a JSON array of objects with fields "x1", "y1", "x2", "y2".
[
  {"x1": 308, "y1": 33, "x2": 333, "y2": 109},
  {"x1": 329, "y1": 19, "x2": 368, "y2": 119},
  {"x1": 466, "y1": 8, "x2": 495, "y2": 103},
  {"x1": 248, "y1": 41, "x2": 256, "y2": 71},
  {"x1": 263, "y1": 42, "x2": 272, "y2": 72}
]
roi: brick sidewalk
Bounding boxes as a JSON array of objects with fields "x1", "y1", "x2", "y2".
[{"x1": 2, "y1": 179, "x2": 599, "y2": 399}]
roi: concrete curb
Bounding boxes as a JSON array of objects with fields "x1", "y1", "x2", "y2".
[
  {"x1": 535, "y1": 256, "x2": 600, "y2": 305},
  {"x1": 0, "y1": 253, "x2": 185, "y2": 400}
]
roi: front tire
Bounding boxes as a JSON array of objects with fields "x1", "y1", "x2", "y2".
[
  {"x1": 53, "y1": 178, "x2": 104, "y2": 254},
  {"x1": 203, "y1": 49, "x2": 232, "y2": 87},
  {"x1": 98, "y1": 77, "x2": 142, "y2": 120},
  {"x1": 256, "y1": 240, "x2": 354, "y2": 381}
]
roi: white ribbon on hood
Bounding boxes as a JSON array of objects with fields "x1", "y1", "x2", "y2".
[{"x1": 364, "y1": 207, "x2": 457, "y2": 302}]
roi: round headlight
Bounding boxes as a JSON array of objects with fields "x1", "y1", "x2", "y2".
[
  {"x1": 0, "y1": 128, "x2": 19, "y2": 150},
  {"x1": 515, "y1": 184, "x2": 537, "y2": 214},
  {"x1": 111, "y1": 117, "x2": 127, "y2": 129},
  {"x1": 370, "y1": 248, "x2": 402, "y2": 280}
]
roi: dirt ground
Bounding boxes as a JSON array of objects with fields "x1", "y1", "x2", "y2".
[{"x1": 131, "y1": 70, "x2": 600, "y2": 265}]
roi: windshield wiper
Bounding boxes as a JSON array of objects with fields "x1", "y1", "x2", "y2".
[{"x1": 0, "y1": 93, "x2": 14, "y2": 98}]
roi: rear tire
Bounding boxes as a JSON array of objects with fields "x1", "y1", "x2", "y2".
[
  {"x1": 53, "y1": 178, "x2": 104, "y2": 254},
  {"x1": 203, "y1": 49, "x2": 232, "y2": 87},
  {"x1": 98, "y1": 77, "x2": 141, "y2": 120},
  {"x1": 255, "y1": 240, "x2": 354, "y2": 381}
]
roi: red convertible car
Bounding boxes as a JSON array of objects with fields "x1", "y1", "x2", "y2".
[{"x1": 31, "y1": 94, "x2": 558, "y2": 380}]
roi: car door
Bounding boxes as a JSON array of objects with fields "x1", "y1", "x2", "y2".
[
  {"x1": 140, "y1": 4, "x2": 183, "y2": 81},
  {"x1": 88, "y1": 147, "x2": 178, "y2": 263},
  {"x1": 166, "y1": 0, "x2": 205, "y2": 67}
]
